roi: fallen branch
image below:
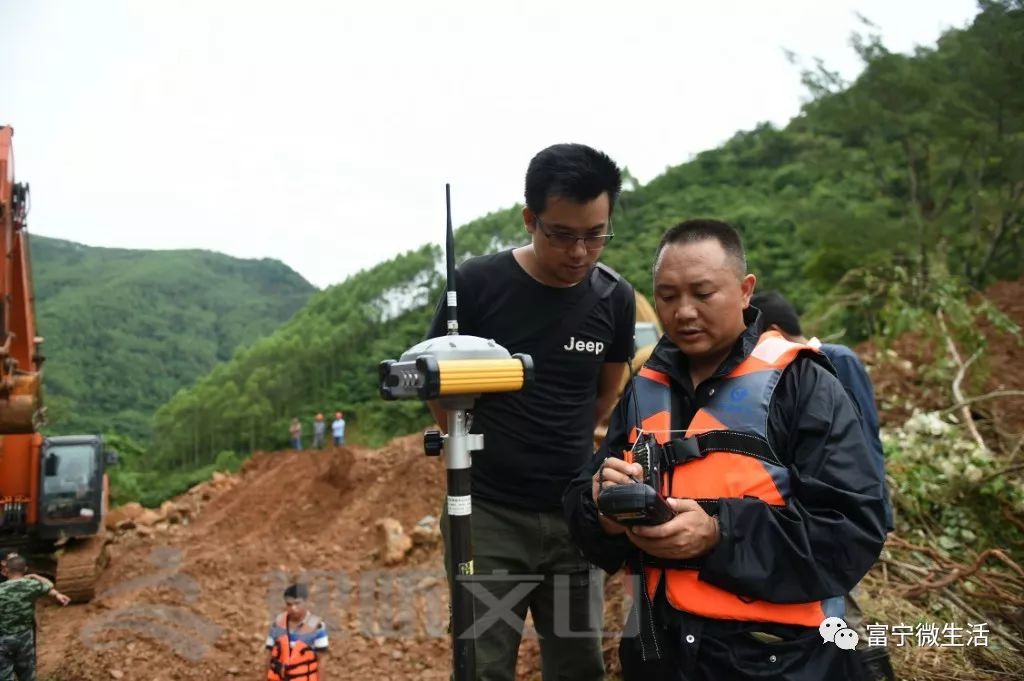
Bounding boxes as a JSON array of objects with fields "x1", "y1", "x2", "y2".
[
  {"x1": 941, "y1": 390, "x2": 1024, "y2": 415},
  {"x1": 887, "y1": 562, "x2": 1023, "y2": 654},
  {"x1": 969, "y1": 571, "x2": 1024, "y2": 607},
  {"x1": 977, "y1": 462, "x2": 1024, "y2": 486},
  {"x1": 880, "y1": 556, "x2": 929, "y2": 575},
  {"x1": 897, "y1": 538, "x2": 1024, "y2": 580},
  {"x1": 937, "y1": 310, "x2": 987, "y2": 452},
  {"x1": 1001, "y1": 506, "x2": 1024, "y2": 537},
  {"x1": 885, "y1": 537, "x2": 1024, "y2": 604},
  {"x1": 938, "y1": 588, "x2": 1022, "y2": 654},
  {"x1": 888, "y1": 534, "x2": 953, "y2": 564},
  {"x1": 1009, "y1": 436, "x2": 1024, "y2": 462},
  {"x1": 881, "y1": 558, "x2": 1024, "y2": 614}
]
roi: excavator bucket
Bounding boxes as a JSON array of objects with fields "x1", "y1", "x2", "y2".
[{"x1": 0, "y1": 371, "x2": 41, "y2": 433}]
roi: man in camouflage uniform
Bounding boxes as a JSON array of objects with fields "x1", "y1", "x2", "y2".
[{"x1": 0, "y1": 555, "x2": 71, "y2": 681}]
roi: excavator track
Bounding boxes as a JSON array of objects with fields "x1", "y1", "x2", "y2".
[{"x1": 55, "y1": 535, "x2": 109, "y2": 603}]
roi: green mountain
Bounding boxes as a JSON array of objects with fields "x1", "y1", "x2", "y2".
[
  {"x1": 149, "y1": 2, "x2": 1023, "y2": 469},
  {"x1": 30, "y1": 235, "x2": 316, "y2": 439}
]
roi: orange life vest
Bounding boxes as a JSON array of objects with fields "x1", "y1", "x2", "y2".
[
  {"x1": 268, "y1": 634, "x2": 319, "y2": 681},
  {"x1": 626, "y1": 330, "x2": 844, "y2": 627}
]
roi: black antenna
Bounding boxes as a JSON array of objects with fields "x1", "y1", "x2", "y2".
[
  {"x1": 629, "y1": 375, "x2": 644, "y2": 455},
  {"x1": 445, "y1": 183, "x2": 459, "y2": 335}
]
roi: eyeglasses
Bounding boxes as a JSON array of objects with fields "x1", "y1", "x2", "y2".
[{"x1": 534, "y1": 218, "x2": 614, "y2": 251}]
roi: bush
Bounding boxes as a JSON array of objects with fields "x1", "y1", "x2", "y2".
[
  {"x1": 884, "y1": 411, "x2": 1024, "y2": 550},
  {"x1": 214, "y1": 449, "x2": 242, "y2": 471}
]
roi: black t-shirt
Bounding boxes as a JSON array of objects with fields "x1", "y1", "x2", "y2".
[{"x1": 427, "y1": 250, "x2": 636, "y2": 511}]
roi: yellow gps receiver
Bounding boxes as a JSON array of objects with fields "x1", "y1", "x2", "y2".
[{"x1": 379, "y1": 338, "x2": 533, "y2": 400}]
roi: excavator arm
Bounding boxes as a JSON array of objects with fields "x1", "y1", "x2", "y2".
[{"x1": 0, "y1": 125, "x2": 45, "y2": 434}]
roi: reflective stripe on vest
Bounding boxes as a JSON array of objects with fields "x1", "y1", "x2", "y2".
[
  {"x1": 627, "y1": 331, "x2": 843, "y2": 627},
  {"x1": 268, "y1": 634, "x2": 320, "y2": 681}
]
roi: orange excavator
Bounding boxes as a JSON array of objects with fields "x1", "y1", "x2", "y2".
[{"x1": 0, "y1": 125, "x2": 110, "y2": 602}]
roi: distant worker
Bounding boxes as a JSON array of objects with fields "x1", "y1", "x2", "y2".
[
  {"x1": 331, "y1": 411, "x2": 345, "y2": 447},
  {"x1": 266, "y1": 583, "x2": 328, "y2": 681},
  {"x1": 751, "y1": 290, "x2": 895, "y2": 681},
  {"x1": 0, "y1": 555, "x2": 71, "y2": 681},
  {"x1": 312, "y1": 413, "x2": 326, "y2": 450},
  {"x1": 290, "y1": 418, "x2": 303, "y2": 451}
]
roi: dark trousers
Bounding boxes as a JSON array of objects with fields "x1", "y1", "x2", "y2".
[
  {"x1": 0, "y1": 629, "x2": 36, "y2": 681},
  {"x1": 442, "y1": 496, "x2": 605, "y2": 681},
  {"x1": 619, "y1": 607, "x2": 866, "y2": 681}
]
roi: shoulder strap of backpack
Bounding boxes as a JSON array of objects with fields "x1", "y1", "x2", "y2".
[{"x1": 529, "y1": 264, "x2": 620, "y2": 366}]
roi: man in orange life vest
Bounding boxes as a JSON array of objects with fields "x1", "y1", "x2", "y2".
[
  {"x1": 266, "y1": 583, "x2": 328, "y2": 681},
  {"x1": 563, "y1": 220, "x2": 887, "y2": 680}
]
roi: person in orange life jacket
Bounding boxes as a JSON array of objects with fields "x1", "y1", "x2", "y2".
[
  {"x1": 266, "y1": 583, "x2": 328, "y2": 681},
  {"x1": 563, "y1": 220, "x2": 887, "y2": 681}
]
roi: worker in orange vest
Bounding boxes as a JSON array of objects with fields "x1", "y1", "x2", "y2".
[
  {"x1": 564, "y1": 220, "x2": 887, "y2": 680},
  {"x1": 266, "y1": 583, "x2": 328, "y2": 681}
]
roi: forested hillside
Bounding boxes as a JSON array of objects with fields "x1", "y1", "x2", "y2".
[{"x1": 30, "y1": 235, "x2": 315, "y2": 439}]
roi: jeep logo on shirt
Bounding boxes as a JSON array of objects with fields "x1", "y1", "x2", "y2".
[{"x1": 563, "y1": 336, "x2": 605, "y2": 355}]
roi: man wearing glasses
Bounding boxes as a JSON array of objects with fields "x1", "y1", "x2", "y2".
[{"x1": 427, "y1": 143, "x2": 636, "y2": 681}]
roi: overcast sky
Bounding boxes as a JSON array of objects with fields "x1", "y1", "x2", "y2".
[{"x1": 2, "y1": 0, "x2": 979, "y2": 289}]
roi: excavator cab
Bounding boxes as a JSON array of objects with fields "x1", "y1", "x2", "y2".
[{"x1": 37, "y1": 436, "x2": 106, "y2": 537}]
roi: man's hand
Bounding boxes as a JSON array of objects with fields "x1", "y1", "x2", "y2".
[
  {"x1": 627, "y1": 498, "x2": 720, "y2": 560},
  {"x1": 591, "y1": 457, "x2": 643, "y2": 536},
  {"x1": 51, "y1": 590, "x2": 71, "y2": 606}
]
